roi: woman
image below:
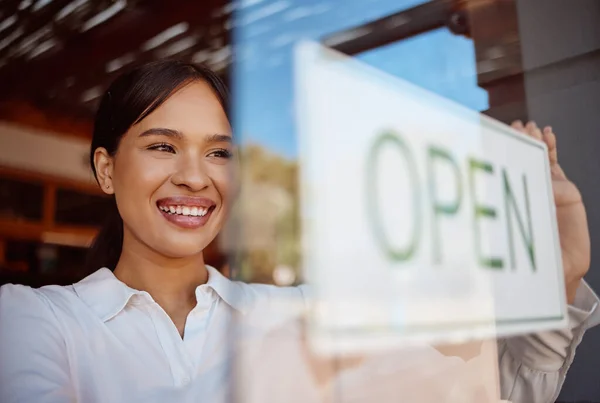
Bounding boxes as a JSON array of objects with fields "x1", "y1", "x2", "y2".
[{"x1": 0, "y1": 60, "x2": 598, "y2": 403}]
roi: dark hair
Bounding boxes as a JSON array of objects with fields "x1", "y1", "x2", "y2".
[{"x1": 85, "y1": 60, "x2": 229, "y2": 272}]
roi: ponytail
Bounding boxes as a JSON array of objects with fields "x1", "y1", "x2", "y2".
[{"x1": 85, "y1": 202, "x2": 123, "y2": 272}]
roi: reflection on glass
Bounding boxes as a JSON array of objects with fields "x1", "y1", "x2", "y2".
[
  {"x1": 234, "y1": 0, "x2": 486, "y2": 283},
  {"x1": 358, "y1": 27, "x2": 488, "y2": 111}
]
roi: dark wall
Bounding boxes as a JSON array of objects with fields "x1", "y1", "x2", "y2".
[{"x1": 516, "y1": 0, "x2": 600, "y2": 400}]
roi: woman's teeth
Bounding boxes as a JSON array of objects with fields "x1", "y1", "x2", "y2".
[{"x1": 159, "y1": 205, "x2": 209, "y2": 217}]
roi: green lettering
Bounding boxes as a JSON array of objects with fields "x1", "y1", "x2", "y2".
[
  {"x1": 427, "y1": 146, "x2": 462, "y2": 264},
  {"x1": 367, "y1": 131, "x2": 421, "y2": 261},
  {"x1": 469, "y1": 159, "x2": 504, "y2": 269},
  {"x1": 503, "y1": 169, "x2": 536, "y2": 271}
]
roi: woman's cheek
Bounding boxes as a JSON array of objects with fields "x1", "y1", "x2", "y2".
[
  {"x1": 206, "y1": 163, "x2": 234, "y2": 196},
  {"x1": 130, "y1": 155, "x2": 175, "y2": 186}
]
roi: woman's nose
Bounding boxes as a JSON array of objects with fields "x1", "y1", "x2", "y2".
[{"x1": 170, "y1": 154, "x2": 211, "y2": 191}]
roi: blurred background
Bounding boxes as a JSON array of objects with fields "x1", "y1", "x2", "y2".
[{"x1": 0, "y1": 0, "x2": 599, "y2": 400}]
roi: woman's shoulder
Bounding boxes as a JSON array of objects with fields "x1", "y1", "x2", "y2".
[
  {"x1": 224, "y1": 281, "x2": 307, "y2": 333},
  {"x1": 229, "y1": 280, "x2": 308, "y2": 307},
  {"x1": 221, "y1": 280, "x2": 309, "y2": 325},
  {"x1": 0, "y1": 281, "x2": 80, "y2": 323},
  {"x1": 207, "y1": 266, "x2": 308, "y2": 312},
  {"x1": 235, "y1": 281, "x2": 305, "y2": 298}
]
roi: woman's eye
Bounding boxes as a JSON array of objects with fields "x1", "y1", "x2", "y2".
[
  {"x1": 208, "y1": 149, "x2": 233, "y2": 159},
  {"x1": 148, "y1": 143, "x2": 175, "y2": 153}
]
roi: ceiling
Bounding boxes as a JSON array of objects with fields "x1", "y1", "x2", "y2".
[{"x1": 0, "y1": 0, "x2": 231, "y2": 137}]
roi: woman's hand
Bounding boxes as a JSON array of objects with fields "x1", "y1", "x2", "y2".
[{"x1": 511, "y1": 120, "x2": 590, "y2": 304}]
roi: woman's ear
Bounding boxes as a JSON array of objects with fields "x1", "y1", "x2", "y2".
[{"x1": 93, "y1": 147, "x2": 115, "y2": 195}]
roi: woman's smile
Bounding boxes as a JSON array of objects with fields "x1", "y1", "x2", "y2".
[{"x1": 156, "y1": 196, "x2": 217, "y2": 229}]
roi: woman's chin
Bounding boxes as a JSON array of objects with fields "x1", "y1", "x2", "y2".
[{"x1": 151, "y1": 237, "x2": 213, "y2": 260}]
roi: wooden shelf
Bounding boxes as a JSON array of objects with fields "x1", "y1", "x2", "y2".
[
  {"x1": 0, "y1": 217, "x2": 98, "y2": 247},
  {"x1": 0, "y1": 164, "x2": 103, "y2": 248},
  {"x1": 0, "y1": 165, "x2": 101, "y2": 195}
]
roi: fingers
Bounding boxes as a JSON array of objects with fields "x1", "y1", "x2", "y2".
[
  {"x1": 528, "y1": 121, "x2": 544, "y2": 140},
  {"x1": 512, "y1": 120, "x2": 567, "y2": 178},
  {"x1": 511, "y1": 119, "x2": 543, "y2": 140},
  {"x1": 512, "y1": 120, "x2": 553, "y2": 152},
  {"x1": 543, "y1": 126, "x2": 558, "y2": 165},
  {"x1": 511, "y1": 120, "x2": 543, "y2": 141},
  {"x1": 511, "y1": 120, "x2": 525, "y2": 132}
]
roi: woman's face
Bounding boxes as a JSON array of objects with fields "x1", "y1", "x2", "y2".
[{"x1": 95, "y1": 81, "x2": 234, "y2": 260}]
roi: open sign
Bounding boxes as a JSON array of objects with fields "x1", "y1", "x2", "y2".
[
  {"x1": 295, "y1": 41, "x2": 567, "y2": 352},
  {"x1": 366, "y1": 130, "x2": 536, "y2": 272}
]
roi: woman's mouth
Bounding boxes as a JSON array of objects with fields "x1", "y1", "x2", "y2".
[{"x1": 156, "y1": 197, "x2": 216, "y2": 229}]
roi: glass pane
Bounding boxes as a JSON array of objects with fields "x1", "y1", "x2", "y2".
[
  {"x1": 55, "y1": 188, "x2": 113, "y2": 227},
  {"x1": 232, "y1": 3, "x2": 503, "y2": 399},
  {"x1": 0, "y1": 177, "x2": 44, "y2": 221},
  {"x1": 233, "y1": 0, "x2": 485, "y2": 284},
  {"x1": 358, "y1": 28, "x2": 489, "y2": 111}
]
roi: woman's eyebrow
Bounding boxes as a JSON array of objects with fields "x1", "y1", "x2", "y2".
[
  {"x1": 138, "y1": 129, "x2": 231, "y2": 144},
  {"x1": 204, "y1": 133, "x2": 233, "y2": 144},
  {"x1": 138, "y1": 128, "x2": 184, "y2": 139}
]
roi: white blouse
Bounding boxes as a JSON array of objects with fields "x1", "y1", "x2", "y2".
[{"x1": 0, "y1": 266, "x2": 598, "y2": 403}]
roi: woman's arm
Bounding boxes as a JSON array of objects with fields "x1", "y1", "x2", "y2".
[
  {"x1": 0, "y1": 284, "x2": 76, "y2": 403},
  {"x1": 498, "y1": 280, "x2": 600, "y2": 403},
  {"x1": 432, "y1": 281, "x2": 600, "y2": 403}
]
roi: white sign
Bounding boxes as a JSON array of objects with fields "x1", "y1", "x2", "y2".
[{"x1": 295, "y1": 41, "x2": 567, "y2": 352}]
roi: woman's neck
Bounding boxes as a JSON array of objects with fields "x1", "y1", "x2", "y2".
[{"x1": 113, "y1": 232, "x2": 209, "y2": 314}]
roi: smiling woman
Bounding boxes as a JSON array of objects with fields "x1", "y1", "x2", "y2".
[
  {"x1": 87, "y1": 60, "x2": 233, "y2": 273},
  {"x1": 1, "y1": 60, "x2": 599, "y2": 403},
  {"x1": 0, "y1": 60, "x2": 305, "y2": 403}
]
